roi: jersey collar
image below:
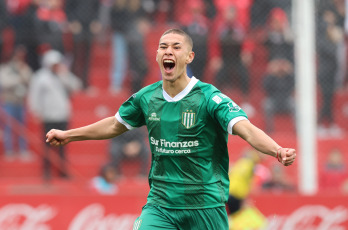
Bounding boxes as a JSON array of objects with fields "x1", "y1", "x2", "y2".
[{"x1": 162, "y1": 77, "x2": 199, "y2": 102}]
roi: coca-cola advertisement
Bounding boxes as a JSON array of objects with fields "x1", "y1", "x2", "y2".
[
  {"x1": 0, "y1": 194, "x2": 347, "y2": 230},
  {"x1": 251, "y1": 194, "x2": 348, "y2": 230},
  {"x1": 0, "y1": 195, "x2": 146, "y2": 230}
]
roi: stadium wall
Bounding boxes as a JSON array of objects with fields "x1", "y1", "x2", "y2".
[{"x1": 0, "y1": 194, "x2": 347, "y2": 230}]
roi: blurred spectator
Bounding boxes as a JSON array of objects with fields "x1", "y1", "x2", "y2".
[
  {"x1": 214, "y1": 0, "x2": 253, "y2": 32},
  {"x1": 210, "y1": 5, "x2": 252, "y2": 105},
  {"x1": 0, "y1": 0, "x2": 9, "y2": 63},
  {"x1": 318, "y1": 0, "x2": 345, "y2": 27},
  {"x1": 128, "y1": 17, "x2": 150, "y2": 93},
  {"x1": 0, "y1": 45, "x2": 33, "y2": 161},
  {"x1": 96, "y1": 0, "x2": 111, "y2": 44},
  {"x1": 65, "y1": 0, "x2": 102, "y2": 89},
  {"x1": 262, "y1": 59, "x2": 295, "y2": 133},
  {"x1": 7, "y1": 0, "x2": 40, "y2": 70},
  {"x1": 250, "y1": 0, "x2": 273, "y2": 29},
  {"x1": 139, "y1": 0, "x2": 157, "y2": 22},
  {"x1": 34, "y1": 0, "x2": 68, "y2": 54},
  {"x1": 317, "y1": 8, "x2": 344, "y2": 137},
  {"x1": 109, "y1": 127, "x2": 149, "y2": 178},
  {"x1": 321, "y1": 0, "x2": 346, "y2": 86},
  {"x1": 319, "y1": 148, "x2": 347, "y2": 192},
  {"x1": 227, "y1": 148, "x2": 262, "y2": 215},
  {"x1": 90, "y1": 163, "x2": 119, "y2": 195},
  {"x1": 325, "y1": 0, "x2": 346, "y2": 90},
  {"x1": 263, "y1": 8, "x2": 293, "y2": 62},
  {"x1": 108, "y1": 0, "x2": 144, "y2": 92},
  {"x1": 148, "y1": 0, "x2": 175, "y2": 24},
  {"x1": 179, "y1": 0, "x2": 210, "y2": 80},
  {"x1": 262, "y1": 163, "x2": 296, "y2": 193},
  {"x1": 250, "y1": 0, "x2": 292, "y2": 30},
  {"x1": 203, "y1": 0, "x2": 217, "y2": 20},
  {"x1": 269, "y1": 0, "x2": 292, "y2": 20},
  {"x1": 28, "y1": 50, "x2": 82, "y2": 180}
]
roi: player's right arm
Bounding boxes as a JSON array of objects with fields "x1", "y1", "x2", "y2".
[{"x1": 46, "y1": 116, "x2": 128, "y2": 146}]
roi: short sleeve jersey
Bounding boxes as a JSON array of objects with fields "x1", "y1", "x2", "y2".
[{"x1": 116, "y1": 77, "x2": 248, "y2": 209}]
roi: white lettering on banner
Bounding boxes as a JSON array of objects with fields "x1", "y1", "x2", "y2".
[
  {"x1": 69, "y1": 203, "x2": 138, "y2": 230},
  {"x1": 267, "y1": 205, "x2": 348, "y2": 230},
  {"x1": 0, "y1": 204, "x2": 56, "y2": 230}
]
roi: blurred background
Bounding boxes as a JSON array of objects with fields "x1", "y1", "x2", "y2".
[{"x1": 0, "y1": 0, "x2": 347, "y2": 229}]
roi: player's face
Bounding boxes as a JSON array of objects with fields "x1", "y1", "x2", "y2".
[{"x1": 156, "y1": 33, "x2": 194, "y2": 82}]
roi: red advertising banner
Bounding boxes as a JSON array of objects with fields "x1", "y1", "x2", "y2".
[
  {"x1": 0, "y1": 195, "x2": 147, "y2": 230},
  {"x1": 250, "y1": 194, "x2": 348, "y2": 230},
  {"x1": 0, "y1": 194, "x2": 347, "y2": 230}
]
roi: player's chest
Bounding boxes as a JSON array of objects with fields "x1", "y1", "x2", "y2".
[{"x1": 145, "y1": 100, "x2": 206, "y2": 131}]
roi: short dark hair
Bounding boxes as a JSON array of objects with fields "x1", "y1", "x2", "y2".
[{"x1": 161, "y1": 28, "x2": 193, "y2": 50}]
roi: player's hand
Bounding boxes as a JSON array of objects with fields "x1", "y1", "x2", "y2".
[
  {"x1": 277, "y1": 148, "x2": 296, "y2": 166},
  {"x1": 46, "y1": 129, "x2": 70, "y2": 146}
]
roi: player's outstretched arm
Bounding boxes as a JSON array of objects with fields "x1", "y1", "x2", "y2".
[
  {"x1": 46, "y1": 116, "x2": 128, "y2": 146},
  {"x1": 233, "y1": 120, "x2": 296, "y2": 166}
]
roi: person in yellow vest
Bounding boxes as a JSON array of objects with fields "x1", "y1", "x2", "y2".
[
  {"x1": 227, "y1": 148, "x2": 261, "y2": 214},
  {"x1": 227, "y1": 148, "x2": 268, "y2": 229}
]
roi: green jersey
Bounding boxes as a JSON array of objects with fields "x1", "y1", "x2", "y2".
[{"x1": 116, "y1": 77, "x2": 248, "y2": 209}]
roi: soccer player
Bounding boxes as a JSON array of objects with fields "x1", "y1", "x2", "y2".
[{"x1": 46, "y1": 28, "x2": 296, "y2": 230}]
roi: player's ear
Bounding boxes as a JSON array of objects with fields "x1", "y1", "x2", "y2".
[{"x1": 186, "y1": 51, "x2": 195, "y2": 64}]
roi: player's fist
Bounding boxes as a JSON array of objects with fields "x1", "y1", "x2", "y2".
[
  {"x1": 46, "y1": 129, "x2": 70, "y2": 146},
  {"x1": 277, "y1": 148, "x2": 296, "y2": 166}
]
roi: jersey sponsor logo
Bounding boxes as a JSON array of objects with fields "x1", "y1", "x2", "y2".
[
  {"x1": 150, "y1": 137, "x2": 199, "y2": 148},
  {"x1": 227, "y1": 101, "x2": 241, "y2": 112},
  {"x1": 150, "y1": 137, "x2": 199, "y2": 154},
  {"x1": 148, "y1": 112, "x2": 160, "y2": 121},
  {"x1": 212, "y1": 95, "x2": 222, "y2": 104},
  {"x1": 182, "y1": 110, "x2": 196, "y2": 128},
  {"x1": 133, "y1": 219, "x2": 142, "y2": 230}
]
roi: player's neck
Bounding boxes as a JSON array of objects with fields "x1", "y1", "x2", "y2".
[{"x1": 163, "y1": 74, "x2": 191, "y2": 98}]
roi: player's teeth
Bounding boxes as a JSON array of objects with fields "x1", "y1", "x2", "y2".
[{"x1": 164, "y1": 60, "x2": 174, "y2": 63}]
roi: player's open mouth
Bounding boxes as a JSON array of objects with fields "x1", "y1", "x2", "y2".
[{"x1": 163, "y1": 59, "x2": 175, "y2": 73}]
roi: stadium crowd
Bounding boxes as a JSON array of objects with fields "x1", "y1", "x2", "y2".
[{"x1": 0, "y1": 0, "x2": 346, "y2": 188}]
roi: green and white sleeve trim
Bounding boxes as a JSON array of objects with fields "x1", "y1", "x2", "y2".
[
  {"x1": 228, "y1": 116, "x2": 249, "y2": 135},
  {"x1": 115, "y1": 112, "x2": 135, "y2": 130}
]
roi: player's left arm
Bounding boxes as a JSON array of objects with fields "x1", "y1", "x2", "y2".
[{"x1": 233, "y1": 120, "x2": 296, "y2": 166}]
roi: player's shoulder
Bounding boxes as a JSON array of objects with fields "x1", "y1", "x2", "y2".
[
  {"x1": 133, "y1": 81, "x2": 162, "y2": 100},
  {"x1": 194, "y1": 80, "x2": 221, "y2": 98},
  {"x1": 195, "y1": 80, "x2": 239, "y2": 108}
]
